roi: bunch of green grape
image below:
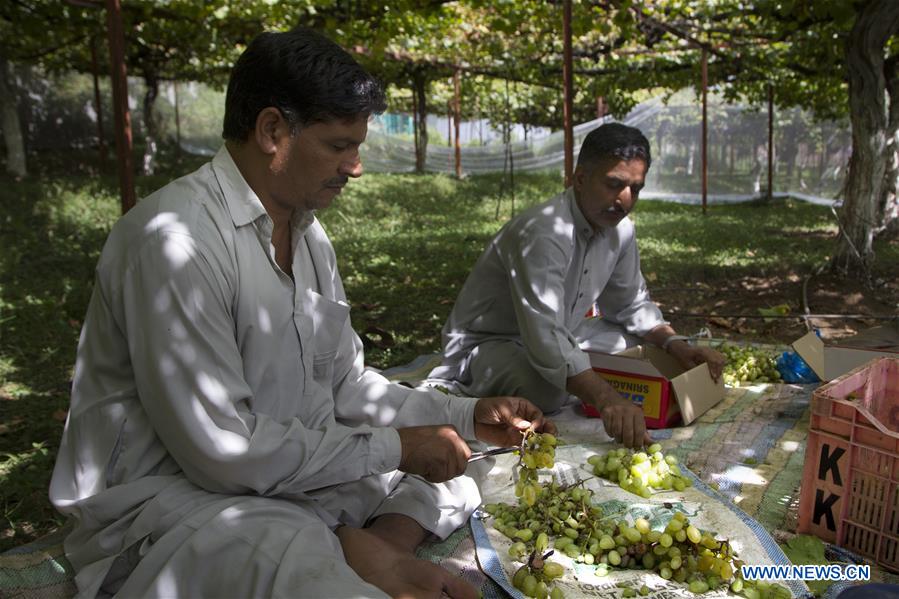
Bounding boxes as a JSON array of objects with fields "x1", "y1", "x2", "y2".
[
  {"x1": 485, "y1": 481, "x2": 605, "y2": 599},
  {"x1": 587, "y1": 444, "x2": 693, "y2": 497},
  {"x1": 514, "y1": 430, "x2": 557, "y2": 507},
  {"x1": 718, "y1": 343, "x2": 783, "y2": 386},
  {"x1": 486, "y1": 494, "x2": 790, "y2": 599},
  {"x1": 510, "y1": 551, "x2": 566, "y2": 599},
  {"x1": 483, "y1": 435, "x2": 792, "y2": 598}
]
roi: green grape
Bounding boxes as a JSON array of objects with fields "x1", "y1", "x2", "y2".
[
  {"x1": 522, "y1": 574, "x2": 538, "y2": 597},
  {"x1": 634, "y1": 517, "x2": 650, "y2": 535},
  {"x1": 512, "y1": 565, "x2": 528, "y2": 589},
  {"x1": 535, "y1": 581, "x2": 549, "y2": 599},
  {"x1": 624, "y1": 527, "x2": 642, "y2": 543},
  {"x1": 543, "y1": 561, "x2": 564, "y2": 579},
  {"x1": 688, "y1": 580, "x2": 709, "y2": 593},
  {"x1": 608, "y1": 550, "x2": 622, "y2": 565},
  {"x1": 741, "y1": 588, "x2": 760, "y2": 599},
  {"x1": 550, "y1": 587, "x2": 564, "y2": 599},
  {"x1": 554, "y1": 537, "x2": 573, "y2": 551},
  {"x1": 509, "y1": 541, "x2": 527, "y2": 558},
  {"x1": 686, "y1": 525, "x2": 702, "y2": 544}
]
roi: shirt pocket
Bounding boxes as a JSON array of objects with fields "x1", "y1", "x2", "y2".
[{"x1": 304, "y1": 289, "x2": 350, "y2": 381}]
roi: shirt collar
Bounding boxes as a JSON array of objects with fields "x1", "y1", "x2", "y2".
[
  {"x1": 566, "y1": 187, "x2": 596, "y2": 240},
  {"x1": 211, "y1": 146, "x2": 268, "y2": 228},
  {"x1": 212, "y1": 145, "x2": 316, "y2": 236}
]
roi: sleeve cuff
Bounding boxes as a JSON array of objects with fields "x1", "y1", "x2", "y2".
[
  {"x1": 447, "y1": 395, "x2": 480, "y2": 441},
  {"x1": 368, "y1": 426, "x2": 403, "y2": 473},
  {"x1": 566, "y1": 349, "x2": 592, "y2": 379}
]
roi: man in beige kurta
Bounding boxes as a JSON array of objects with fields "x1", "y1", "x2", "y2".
[{"x1": 50, "y1": 27, "x2": 552, "y2": 598}]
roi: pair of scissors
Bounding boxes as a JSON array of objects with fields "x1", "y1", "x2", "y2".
[{"x1": 467, "y1": 446, "x2": 519, "y2": 462}]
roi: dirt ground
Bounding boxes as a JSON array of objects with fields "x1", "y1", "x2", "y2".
[{"x1": 653, "y1": 269, "x2": 899, "y2": 347}]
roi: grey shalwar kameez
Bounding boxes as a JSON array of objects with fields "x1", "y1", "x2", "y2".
[{"x1": 429, "y1": 188, "x2": 667, "y2": 409}]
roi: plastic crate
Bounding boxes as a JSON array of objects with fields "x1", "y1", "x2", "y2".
[{"x1": 797, "y1": 357, "x2": 899, "y2": 572}]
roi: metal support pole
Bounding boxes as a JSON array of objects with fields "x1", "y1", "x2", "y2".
[
  {"x1": 89, "y1": 36, "x2": 107, "y2": 165},
  {"x1": 562, "y1": 0, "x2": 574, "y2": 186},
  {"x1": 701, "y1": 47, "x2": 708, "y2": 215},
  {"x1": 767, "y1": 84, "x2": 774, "y2": 202},
  {"x1": 453, "y1": 68, "x2": 462, "y2": 178},
  {"x1": 105, "y1": 0, "x2": 135, "y2": 213}
]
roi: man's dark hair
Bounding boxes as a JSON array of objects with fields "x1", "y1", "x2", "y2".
[
  {"x1": 222, "y1": 27, "x2": 387, "y2": 141},
  {"x1": 576, "y1": 122, "x2": 652, "y2": 171}
]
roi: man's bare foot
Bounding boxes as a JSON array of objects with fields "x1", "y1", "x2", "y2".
[
  {"x1": 367, "y1": 514, "x2": 429, "y2": 554},
  {"x1": 336, "y1": 525, "x2": 478, "y2": 599}
]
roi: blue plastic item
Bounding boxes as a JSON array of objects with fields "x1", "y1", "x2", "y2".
[
  {"x1": 776, "y1": 350, "x2": 820, "y2": 383},
  {"x1": 837, "y1": 583, "x2": 899, "y2": 599}
]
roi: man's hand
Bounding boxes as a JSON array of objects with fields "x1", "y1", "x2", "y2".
[
  {"x1": 473, "y1": 396, "x2": 556, "y2": 448},
  {"x1": 396, "y1": 425, "x2": 471, "y2": 483},
  {"x1": 598, "y1": 396, "x2": 650, "y2": 449},
  {"x1": 668, "y1": 343, "x2": 726, "y2": 382},
  {"x1": 567, "y1": 370, "x2": 650, "y2": 448}
]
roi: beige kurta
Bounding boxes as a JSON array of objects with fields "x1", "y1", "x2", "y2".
[{"x1": 50, "y1": 147, "x2": 483, "y2": 598}]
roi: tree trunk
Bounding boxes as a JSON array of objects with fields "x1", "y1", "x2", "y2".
[
  {"x1": 142, "y1": 73, "x2": 159, "y2": 175},
  {"x1": 831, "y1": 0, "x2": 899, "y2": 275},
  {"x1": 0, "y1": 55, "x2": 27, "y2": 178},
  {"x1": 877, "y1": 56, "x2": 899, "y2": 237},
  {"x1": 412, "y1": 72, "x2": 428, "y2": 173}
]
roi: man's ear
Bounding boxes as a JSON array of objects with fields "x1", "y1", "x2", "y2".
[
  {"x1": 253, "y1": 107, "x2": 287, "y2": 155},
  {"x1": 572, "y1": 164, "x2": 585, "y2": 190}
]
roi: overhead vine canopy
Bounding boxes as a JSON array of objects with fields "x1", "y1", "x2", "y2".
[
  {"x1": 0, "y1": 0, "x2": 862, "y2": 125},
  {"x1": 1, "y1": 0, "x2": 896, "y2": 273}
]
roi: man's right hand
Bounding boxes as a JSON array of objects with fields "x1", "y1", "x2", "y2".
[
  {"x1": 567, "y1": 369, "x2": 651, "y2": 448},
  {"x1": 396, "y1": 425, "x2": 471, "y2": 483},
  {"x1": 598, "y1": 397, "x2": 650, "y2": 448}
]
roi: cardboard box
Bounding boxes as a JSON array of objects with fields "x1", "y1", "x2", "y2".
[
  {"x1": 582, "y1": 346, "x2": 726, "y2": 428},
  {"x1": 792, "y1": 331, "x2": 899, "y2": 382}
]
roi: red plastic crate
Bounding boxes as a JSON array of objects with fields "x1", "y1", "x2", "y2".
[{"x1": 797, "y1": 357, "x2": 899, "y2": 572}]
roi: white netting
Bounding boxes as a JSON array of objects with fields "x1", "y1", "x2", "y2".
[
  {"x1": 362, "y1": 90, "x2": 851, "y2": 206},
  {"x1": 4, "y1": 71, "x2": 851, "y2": 205}
]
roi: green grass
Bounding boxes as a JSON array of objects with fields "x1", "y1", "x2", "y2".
[{"x1": 1, "y1": 149, "x2": 897, "y2": 551}]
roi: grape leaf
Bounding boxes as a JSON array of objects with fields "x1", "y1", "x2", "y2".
[{"x1": 779, "y1": 535, "x2": 831, "y2": 596}]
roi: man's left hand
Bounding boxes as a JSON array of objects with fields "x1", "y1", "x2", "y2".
[
  {"x1": 669, "y1": 344, "x2": 726, "y2": 381},
  {"x1": 473, "y1": 396, "x2": 556, "y2": 448}
]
